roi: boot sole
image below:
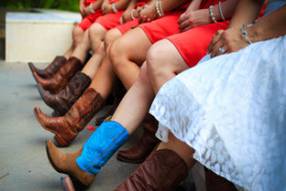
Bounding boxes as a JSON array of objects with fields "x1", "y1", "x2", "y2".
[{"x1": 116, "y1": 154, "x2": 145, "y2": 164}]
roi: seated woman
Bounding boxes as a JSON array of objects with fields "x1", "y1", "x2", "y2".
[
  {"x1": 28, "y1": 0, "x2": 104, "y2": 80},
  {"x1": 34, "y1": 0, "x2": 191, "y2": 146},
  {"x1": 31, "y1": 0, "x2": 133, "y2": 94}
]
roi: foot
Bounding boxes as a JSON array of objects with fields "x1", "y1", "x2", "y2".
[
  {"x1": 34, "y1": 107, "x2": 77, "y2": 146},
  {"x1": 46, "y1": 140, "x2": 95, "y2": 187}
]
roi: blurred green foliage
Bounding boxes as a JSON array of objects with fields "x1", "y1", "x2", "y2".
[{"x1": 0, "y1": 0, "x2": 80, "y2": 12}]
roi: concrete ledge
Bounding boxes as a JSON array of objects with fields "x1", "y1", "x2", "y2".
[{"x1": 6, "y1": 10, "x2": 81, "y2": 63}]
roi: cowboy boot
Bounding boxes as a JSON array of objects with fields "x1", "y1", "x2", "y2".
[
  {"x1": 205, "y1": 169, "x2": 238, "y2": 191},
  {"x1": 46, "y1": 140, "x2": 95, "y2": 188},
  {"x1": 37, "y1": 72, "x2": 91, "y2": 116},
  {"x1": 117, "y1": 114, "x2": 160, "y2": 164},
  {"x1": 47, "y1": 121, "x2": 129, "y2": 188},
  {"x1": 33, "y1": 57, "x2": 83, "y2": 93},
  {"x1": 28, "y1": 56, "x2": 67, "y2": 79},
  {"x1": 34, "y1": 88, "x2": 104, "y2": 146},
  {"x1": 115, "y1": 149, "x2": 188, "y2": 191}
]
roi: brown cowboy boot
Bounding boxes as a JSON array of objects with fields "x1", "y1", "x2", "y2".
[
  {"x1": 34, "y1": 88, "x2": 104, "y2": 146},
  {"x1": 46, "y1": 140, "x2": 95, "y2": 188},
  {"x1": 33, "y1": 57, "x2": 83, "y2": 93},
  {"x1": 115, "y1": 149, "x2": 188, "y2": 191},
  {"x1": 117, "y1": 114, "x2": 160, "y2": 164},
  {"x1": 205, "y1": 169, "x2": 238, "y2": 191},
  {"x1": 29, "y1": 56, "x2": 67, "y2": 79},
  {"x1": 37, "y1": 72, "x2": 91, "y2": 116}
]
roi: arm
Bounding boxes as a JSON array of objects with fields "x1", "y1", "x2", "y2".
[
  {"x1": 248, "y1": 5, "x2": 286, "y2": 42},
  {"x1": 209, "y1": 0, "x2": 264, "y2": 56},
  {"x1": 102, "y1": 0, "x2": 130, "y2": 14},
  {"x1": 120, "y1": 0, "x2": 140, "y2": 23},
  {"x1": 179, "y1": 0, "x2": 238, "y2": 32},
  {"x1": 139, "y1": 0, "x2": 189, "y2": 23}
]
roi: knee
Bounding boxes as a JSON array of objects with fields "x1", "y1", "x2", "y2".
[
  {"x1": 104, "y1": 29, "x2": 121, "y2": 49},
  {"x1": 109, "y1": 37, "x2": 129, "y2": 69},
  {"x1": 88, "y1": 24, "x2": 106, "y2": 43},
  {"x1": 146, "y1": 42, "x2": 167, "y2": 77},
  {"x1": 73, "y1": 26, "x2": 84, "y2": 43}
]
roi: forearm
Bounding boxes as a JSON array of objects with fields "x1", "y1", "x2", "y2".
[
  {"x1": 92, "y1": 0, "x2": 104, "y2": 10},
  {"x1": 229, "y1": 0, "x2": 263, "y2": 28},
  {"x1": 126, "y1": 0, "x2": 138, "y2": 11},
  {"x1": 114, "y1": 0, "x2": 131, "y2": 10},
  {"x1": 248, "y1": 5, "x2": 286, "y2": 42},
  {"x1": 156, "y1": 0, "x2": 189, "y2": 12},
  {"x1": 212, "y1": 0, "x2": 238, "y2": 20}
]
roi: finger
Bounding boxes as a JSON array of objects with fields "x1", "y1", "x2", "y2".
[
  {"x1": 208, "y1": 30, "x2": 224, "y2": 53},
  {"x1": 178, "y1": 13, "x2": 188, "y2": 24},
  {"x1": 179, "y1": 19, "x2": 191, "y2": 30},
  {"x1": 181, "y1": 26, "x2": 191, "y2": 32},
  {"x1": 210, "y1": 39, "x2": 226, "y2": 57}
]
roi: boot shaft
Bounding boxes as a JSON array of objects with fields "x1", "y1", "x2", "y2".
[
  {"x1": 115, "y1": 149, "x2": 188, "y2": 191},
  {"x1": 65, "y1": 88, "x2": 104, "y2": 132}
]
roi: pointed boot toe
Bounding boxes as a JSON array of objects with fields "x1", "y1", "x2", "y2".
[
  {"x1": 46, "y1": 140, "x2": 95, "y2": 187},
  {"x1": 28, "y1": 62, "x2": 46, "y2": 77}
]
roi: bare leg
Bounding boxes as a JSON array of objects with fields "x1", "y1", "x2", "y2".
[
  {"x1": 111, "y1": 39, "x2": 188, "y2": 132},
  {"x1": 64, "y1": 25, "x2": 85, "y2": 59},
  {"x1": 70, "y1": 30, "x2": 91, "y2": 63},
  {"x1": 82, "y1": 27, "x2": 123, "y2": 79},
  {"x1": 110, "y1": 28, "x2": 152, "y2": 89},
  {"x1": 147, "y1": 39, "x2": 189, "y2": 93},
  {"x1": 111, "y1": 63, "x2": 154, "y2": 131},
  {"x1": 87, "y1": 28, "x2": 124, "y2": 99},
  {"x1": 157, "y1": 132, "x2": 195, "y2": 168}
]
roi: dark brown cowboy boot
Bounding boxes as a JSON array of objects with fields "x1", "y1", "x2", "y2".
[
  {"x1": 29, "y1": 56, "x2": 67, "y2": 79},
  {"x1": 115, "y1": 149, "x2": 188, "y2": 191},
  {"x1": 205, "y1": 169, "x2": 238, "y2": 191},
  {"x1": 117, "y1": 114, "x2": 160, "y2": 164},
  {"x1": 46, "y1": 140, "x2": 95, "y2": 188},
  {"x1": 34, "y1": 88, "x2": 104, "y2": 146},
  {"x1": 37, "y1": 72, "x2": 91, "y2": 116},
  {"x1": 33, "y1": 57, "x2": 83, "y2": 93}
]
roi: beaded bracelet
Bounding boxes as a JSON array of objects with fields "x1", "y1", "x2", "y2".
[
  {"x1": 155, "y1": 0, "x2": 164, "y2": 17},
  {"x1": 112, "y1": 3, "x2": 118, "y2": 13},
  {"x1": 209, "y1": 5, "x2": 217, "y2": 23},
  {"x1": 240, "y1": 24, "x2": 253, "y2": 44},
  {"x1": 218, "y1": 1, "x2": 225, "y2": 21}
]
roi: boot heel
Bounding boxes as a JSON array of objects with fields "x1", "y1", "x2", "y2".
[{"x1": 54, "y1": 134, "x2": 73, "y2": 147}]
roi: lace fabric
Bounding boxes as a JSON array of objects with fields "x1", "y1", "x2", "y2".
[{"x1": 150, "y1": 36, "x2": 286, "y2": 191}]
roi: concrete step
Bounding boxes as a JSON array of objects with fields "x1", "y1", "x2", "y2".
[{"x1": 5, "y1": 9, "x2": 81, "y2": 63}]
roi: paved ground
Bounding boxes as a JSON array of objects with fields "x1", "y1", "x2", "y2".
[{"x1": 0, "y1": 61, "x2": 139, "y2": 191}]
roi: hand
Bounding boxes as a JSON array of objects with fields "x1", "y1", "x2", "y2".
[
  {"x1": 101, "y1": 1, "x2": 113, "y2": 14},
  {"x1": 79, "y1": 0, "x2": 87, "y2": 17},
  {"x1": 138, "y1": 5, "x2": 157, "y2": 23},
  {"x1": 208, "y1": 28, "x2": 249, "y2": 57},
  {"x1": 84, "y1": 4, "x2": 95, "y2": 15},
  {"x1": 120, "y1": 9, "x2": 139, "y2": 24},
  {"x1": 178, "y1": 9, "x2": 212, "y2": 32}
]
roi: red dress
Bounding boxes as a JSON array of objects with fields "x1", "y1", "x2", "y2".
[
  {"x1": 140, "y1": 0, "x2": 229, "y2": 67},
  {"x1": 97, "y1": 0, "x2": 149, "y2": 31},
  {"x1": 79, "y1": 0, "x2": 104, "y2": 30}
]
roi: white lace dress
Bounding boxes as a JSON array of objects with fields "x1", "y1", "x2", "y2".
[{"x1": 149, "y1": 4, "x2": 286, "y2": 191}]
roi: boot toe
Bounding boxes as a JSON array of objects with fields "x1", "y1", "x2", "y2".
[{"x1": 46, "y1": 140, "x2": 67, "y2": 173}]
